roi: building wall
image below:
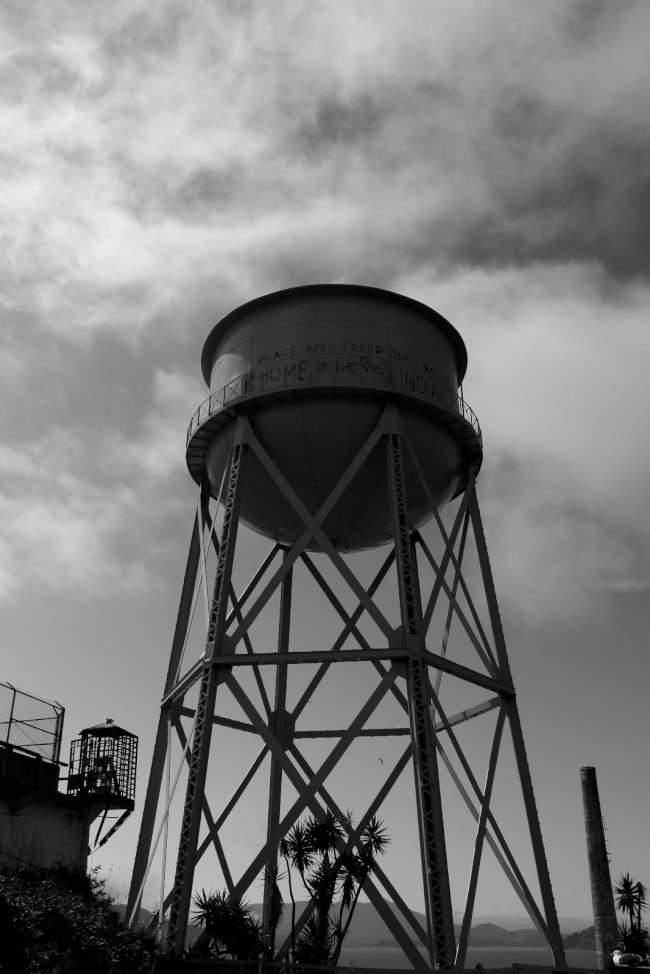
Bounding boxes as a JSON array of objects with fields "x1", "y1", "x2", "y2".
[{"x1": 0, "y1": 794, "x2": 93, "y2": 871}]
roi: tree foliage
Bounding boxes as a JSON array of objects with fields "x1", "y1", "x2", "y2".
[
  {"x1": 190, "y1": 811, "x2": 389, "y2": 969},
  {"x1": 0, "y1": 864, "x2": 157, "y2": 974},
  {"x1": 277, "y1": 810, "x2": 389, "y2": 966},
  {"x1": 613, "y1": 872, "x2": 649, "y2": 957}
]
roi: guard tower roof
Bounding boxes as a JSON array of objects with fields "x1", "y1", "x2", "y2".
[{"x1": 80, "y1": 719, "x2": 135, "y2": 737}]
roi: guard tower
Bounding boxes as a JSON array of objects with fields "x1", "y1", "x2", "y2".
[
  {"x1": 68, "y1": 719, "x2": 137, "y2": 851},
  {"x1": 127, "y1": 285, "x2": 565, "y2": 968},
  {"x1": 1, "y1": 684, "x2": 136, "y2": 870}
]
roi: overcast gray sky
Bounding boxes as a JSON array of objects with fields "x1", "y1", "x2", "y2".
[{"x1": 2, "y1": 0, "x2": 649, "y2": 928}]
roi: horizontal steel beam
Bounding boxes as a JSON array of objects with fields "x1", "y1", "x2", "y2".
[
  {"x1": 296, "y1": 727, "x2": 411, "y2": 738},
  {"x1": 204, "y1": 648, "x2": 408, "y2": 666},
  {"x1": 296, "y1": 697, "x2": 501, "y2": 739},
  {"x1": 161, "y1": 648, "x2": 513, "y2": 714},
  {"x1": 424, "y1": 650, "x2": 515, "y2": 697},
  {"x1": 165, "y1": 647, "x2": 513, "y2": 696}
]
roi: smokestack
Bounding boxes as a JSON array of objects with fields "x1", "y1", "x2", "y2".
[{"x1": 580, "y1": 766, "x2": 618, "y2": 969}]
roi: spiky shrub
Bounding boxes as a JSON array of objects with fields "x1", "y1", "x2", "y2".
[{"x1": 190, "y1": 889, "x2": 267, "y2": 961}]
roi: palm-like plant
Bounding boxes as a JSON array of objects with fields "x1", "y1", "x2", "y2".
[
  {"x1": 280, "y1": 821, "x2": 315, "y2": 959},
  {"x1": 613, "y1": 873, "x2": 649, "y2": 956},
  {"x1": 279, "y1": 810, "x2": 389, "y2": 966},
  {"x1": 636, "y1": 883, "x2": 648, "y2": 932},
  {"x1": 331, "y1": 816, "x2": 389, "y2": 965},
  {"x1": 615, "y1": 874, "x2": 639, "y2": 929},
  {"x1": 263, "y1": 863, "x2": 285, "y2": 959}
]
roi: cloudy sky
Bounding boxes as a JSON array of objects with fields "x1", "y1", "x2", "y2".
[{"x1": 2, "y1": 0, "x2": 650, "y2": 932}]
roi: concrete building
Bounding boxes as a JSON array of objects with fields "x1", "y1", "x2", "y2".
[{"x1": 0, "y1": 682, "x2": 136, "y2": 872}]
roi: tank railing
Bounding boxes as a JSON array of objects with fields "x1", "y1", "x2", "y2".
[
  {"x1": 187, "y1": 360, "x2": 481, "y2": 446},
  {"x1": 456, "y1": 397, "x2": 481, "y2": 438}
]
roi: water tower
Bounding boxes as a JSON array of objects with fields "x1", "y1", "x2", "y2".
[{"x1": 127, "y1": 285, "x2": 565, "y2": 968}]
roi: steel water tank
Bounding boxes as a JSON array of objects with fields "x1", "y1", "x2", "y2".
[{"x1": 186, "y1": 284, "x2": 482, "y2": 551}]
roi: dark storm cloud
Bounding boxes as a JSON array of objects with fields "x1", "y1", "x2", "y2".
[
  {"x1": 462, "y1": 105, "x2": 650, "y2": 280},
  {"x1": 562, "y1": 0, "x2": 636, "y2": 45},
  {"x1": 293, "y1": 90, "x2": 393, "y2": 156},
  {"x1": 280, "y1": 76, "x2": 650, "y2": 282},
  {"x1": 3, "y1": 0, "x2": 648, "y2": 326}
]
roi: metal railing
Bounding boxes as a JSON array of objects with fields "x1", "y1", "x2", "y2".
[
  {"x1": 0, "y1": 680, "x2": 64, "y2": 764},
  {"x1": 456, "y1": 396, "x2": 481, "y2": 438},
  {"x1": 187, "y1": 358, "x2": 481, "y2": 446}
]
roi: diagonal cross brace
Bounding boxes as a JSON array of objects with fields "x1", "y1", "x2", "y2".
[
  {"x1": 225, "y1": 664, "x2": 400, "y2": 901},
  {"x1": 227, "y1": 415, "x2": 395, "y2": 645}
]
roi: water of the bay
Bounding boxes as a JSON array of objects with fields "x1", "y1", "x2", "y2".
[{"x1": 340, "y1": 947, "x2": 598, "y2": 970}]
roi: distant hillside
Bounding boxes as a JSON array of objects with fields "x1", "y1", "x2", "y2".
[
  {"x1": 121, "y1": 901, "x2": 593, "y2": 951},
  {"x1": 467, "y1": 922, "x2": 546, "y2": 947},
  {"x1": 254, "y1": 900, "x2": 405, "y2": 949},
  {"x1": 251, "y1": 901, "x2": 548, "y2": 949},
  {"x1": 563, "y1": 926, "x2": 596, "y2": 950}
]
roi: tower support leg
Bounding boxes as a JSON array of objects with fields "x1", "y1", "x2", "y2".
[
  {"x1": 166, "y1": 436, "x2": 247, "y2": 956},
  {"x1": 263, "y1": 554, "x2": 293, "y2": 939},
  {"x1": 126, "y1": 514, "x2": 202, "y2": 926},
  {"x1": 469, "y1": 491, "x2": 567, "y2": 969},
  {"x1": 388, "y1": 429, "x2": 456, "y2": 968}
]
